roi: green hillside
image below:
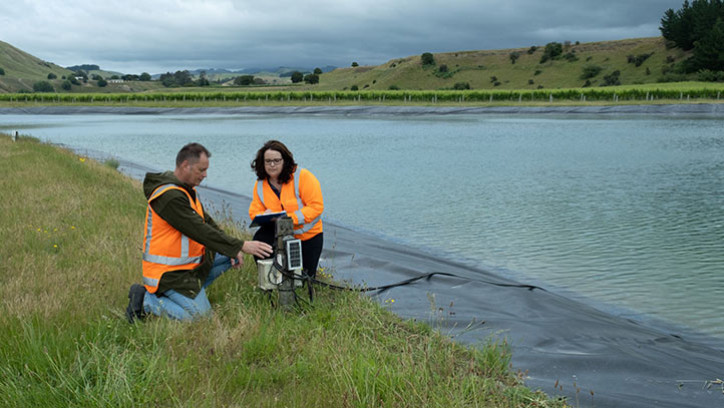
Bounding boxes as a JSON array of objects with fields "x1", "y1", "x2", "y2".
[
  {"x1": 0, "y1": 37, "x2": 699, "y2": 94},
  {"x1": 315, "y1": 37, "x2": 692, "y2": 91},
  {"x1": 0, "y1": 41, "x2": 74, "y2": 93}
]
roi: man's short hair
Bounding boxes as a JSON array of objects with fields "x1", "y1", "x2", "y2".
[{"x1": 176, "y1": 143, "x2": 211, "y2": 167}]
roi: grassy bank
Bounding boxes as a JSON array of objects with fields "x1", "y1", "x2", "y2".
[{"x1": 0, "y1": 134, "x2": 564, "y2": 407}]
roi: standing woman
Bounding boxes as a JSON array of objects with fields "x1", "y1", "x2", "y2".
[{"x1": 249, "y1": 140, "x2": 324, "y2": 278}]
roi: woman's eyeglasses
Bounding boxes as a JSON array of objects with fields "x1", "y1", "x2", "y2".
[{"x1": 265, "y1": 158, "x2": 283, "y2": 166}]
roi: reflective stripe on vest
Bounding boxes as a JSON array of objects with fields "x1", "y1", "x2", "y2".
[
  {"x1": 142, "y1": 183, "x2": 205, "y2": 293},
  {"x1": 258, "y1": 168, "x2": 322, "y2": 236},
  {"x1": 143, "y1": 184, "x2": 203, "y2": 266}
]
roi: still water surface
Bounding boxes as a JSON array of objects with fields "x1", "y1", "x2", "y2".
[{"x1": 3, "y1": 113, "x2": 723, "y2": 338}]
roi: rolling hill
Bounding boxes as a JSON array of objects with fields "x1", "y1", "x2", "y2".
[
  {"x1": 0, "y1": 41, "x2": 74, "y2": 93},
  {"x1": 0, "y1": 37, "x2": 696, "y2": 94},
  {"x1": 314, "y1": 37, "x2": 693, "y2": 91}
]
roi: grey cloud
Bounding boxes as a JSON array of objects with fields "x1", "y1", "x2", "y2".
[{"x1": 0, "y1": 0, "x2": 685, "y2": 73}]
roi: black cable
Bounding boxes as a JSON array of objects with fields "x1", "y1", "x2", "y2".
[
  {"x1": 268, "y1": 259, "x2": 545, "y2": 308},
  {"x1": 308, "y1": 271, "x2": 544, "y2": 293}
]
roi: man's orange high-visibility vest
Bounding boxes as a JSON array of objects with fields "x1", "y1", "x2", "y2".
[{"x1": 142, "y1": 184, "x2": 205, "y2": 293}]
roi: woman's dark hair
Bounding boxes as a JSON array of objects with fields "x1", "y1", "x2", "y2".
[{"x1": 251, "y1": 140, "x2": 297, "y2": 184}]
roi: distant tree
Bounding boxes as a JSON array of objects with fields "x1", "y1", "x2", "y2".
[
  {"x1": 453, "y1": 82, "x2": 470, "y2": 90},
  {"x1": 351, "y1": 62, "x2": 359, "y2": 67},
  {"x1": 196, "y1": 71, "x2": 210, "y2": 86},
  {"x1": 234, "y1": 75, "x2": 255, "y2": 85},
  {"x1": 290, "y1": 71, "x2": 304, "y2": 83},
  {"x1": 69, "y1": 76, "x2": 80, "y2": 85},
  {"x1": 110, "y1": 75, "x2": 120, "y2": 80},
  {"x1": 421, "y1": 52, "x2": 435, "y2": 65},
  {"x1": 661, "y1": 0, "x2": 722, "y2": 50},
  {"x1": 253, "y1": 77, "x2": 266, "y2": 85},
  {"x1": 73, "y1": 70, "x2": 88, "y2": 81},
  {"x1": 691, "y1": 18, "x2": 724, "y2": 72},
  {"x1": 0, "y1": 67, "x2": 5, "y2": 75},
  {"x1": 350, "y1": 85, "x2": 359, "y2": 91},
  {"x1": 438, "y1": 64, "x2": 448, "y2": 73},
  {"x1": 580, "y1": 65, "x2": 603, "y2": 79},
  {"x1": 97, "y1": 78, "x2": 108, "y2": 87},
  {"x1": 539, "y1": 42, "x2": 563, "y2": 63},
  {"x1": 122, "y1": 74, "x2": 140, "y2": 81},
  {"x1": 601, "y1": 70, "x2": 621, "y2": 86},
  {"x1": 304, "y1": 73, "x2": 319, "y2": 84},
  {"x1": 33, "y1": 81, "x2": 55, "y2": 92},
  {"x1": 527, "y1": 46, "x2": 538, "y2": 55},
  {"x1": 91, "y1": 74, "x2": 103, "y2": 80},
  {"x1": 313, "y1": 67, "x2": 323, "y2": 75},
  {"x1": 47, "y1": 73, "x2": 57, "y2": 79},
  {"x1": 509, "y1": 52, "x2": 520, "y2": 64},
  {"x1": 159, "y1": 70, "x2": 194, "y2": 87},
  {"x1": 61, "y1": 80, "x2": 72, "y2": 91},
  {"x1": 140, "y1": 72, "x2": 152, "y2": 81}
]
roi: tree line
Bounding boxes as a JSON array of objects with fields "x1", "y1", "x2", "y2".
[{"x1": 660, "y1": 0, "x2": 724, "y2": 73}]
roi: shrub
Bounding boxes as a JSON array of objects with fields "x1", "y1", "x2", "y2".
[
  {"x1": 104, "y1": 158, "x2": 120, "y2": 170},
  {"x1": 421, "y1": 52, "x2": 435, "y2": 66},
  {"x1": 438, "y1": 64, "x2": 448, "y2": 73},
  {"x1": 697, "y1": 69, "x2": 724, "y2": 82},
  {"x1": 388, "y1": 85, "x2": 400, "y2": 90},
  {"x1": 600, "y1": 70, "x2": 621, "y2": 86},
  {"x1": 97, "y1": 78, "x2": 107, "y2": 87},
  {"x1": 527, "y1": 46, "x2": 538, "y2": 55},
  {"x1": 350, "y1": 85, "x2": 358, "y2": 91},
  {"x1": 304, "y1": 73, "x2": 319, "y2": 84},
  {"x1": 627, "y1": 53, "x2": 653, "y2": 67},
  {"x1": 0, "y1": 67, "x2": 4, "y2": 75},
  {"x1": 33, "y1": 81, "x2": 55, "y2": 92},
  {"x1": 453, "y1": 82, "x2": 470, "y2": 90},
  {"x1": 234, "y1": 75, "x2": 255, "y2": 86},
  {"x1": 61, "y1": 80, "x2": 72, "y2": 91},
  {"x1": 313, "y1": 67, "x2": 322, "y2": 75},
  {"x1": 539, "y1": 42, "x2": 563, "y2": 63},
  {"x1": 528, "y1": 79, "x2": 534, "y2": 85},
  {"x1": 47, "y1": 73, "x2": 57, "y2": 79},
  {"x1": 563, "y1": 52, "x2": 578, "y2": 62},
  {"x1": 351, "y1": 62, "x2": 359, "y2": 67},
  {"x1": 290, "y1": 72, "x2": 303, "y2": 83},
  {"x1": 580, "y1": 65, "x2": 603, "y2": 80}
]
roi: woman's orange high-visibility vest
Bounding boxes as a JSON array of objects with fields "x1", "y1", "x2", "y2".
[
  {"x1": 142, "y1": 184, "x2": 205, "y2": 293},
  {"x1": 249, "y1": 167, "x2": 323, "y2": 240}
]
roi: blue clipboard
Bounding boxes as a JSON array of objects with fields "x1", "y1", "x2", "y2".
[{"x1": 249, "y1": 211, "x2": 287, "y2": 228}]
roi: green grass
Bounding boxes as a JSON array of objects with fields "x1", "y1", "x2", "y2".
[{"x1": 0, "y1": 134, "x2": 565, "y2": 407}]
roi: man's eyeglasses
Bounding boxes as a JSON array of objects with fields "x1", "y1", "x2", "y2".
[{"x1": 265, "y1": 158, "x2": 283, "y2": 166}]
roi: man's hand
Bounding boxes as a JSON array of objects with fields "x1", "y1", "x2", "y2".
[
  {"x1": 242, "y1": 240, "x2": 273, "y2": 258},
  {"x1": 232, "y1": 252, "x2": 245, "y2": 268}
]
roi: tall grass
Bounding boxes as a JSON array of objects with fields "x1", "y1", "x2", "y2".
[{"x1": 0, "y1": 134, "x2": 564, "y2": 407}]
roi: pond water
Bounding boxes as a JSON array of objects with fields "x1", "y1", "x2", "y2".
[{"x1": 3, "y1": 111, "x2": 723, "y2": 339}]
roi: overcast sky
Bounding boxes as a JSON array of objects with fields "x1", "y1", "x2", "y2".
[{"x1": 1, "y1": 0, "x2": 683, "y2": 74}]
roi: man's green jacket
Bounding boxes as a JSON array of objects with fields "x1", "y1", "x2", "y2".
[{"x1": 143, "y1": 171, "x2": 244, "y2": 298}]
